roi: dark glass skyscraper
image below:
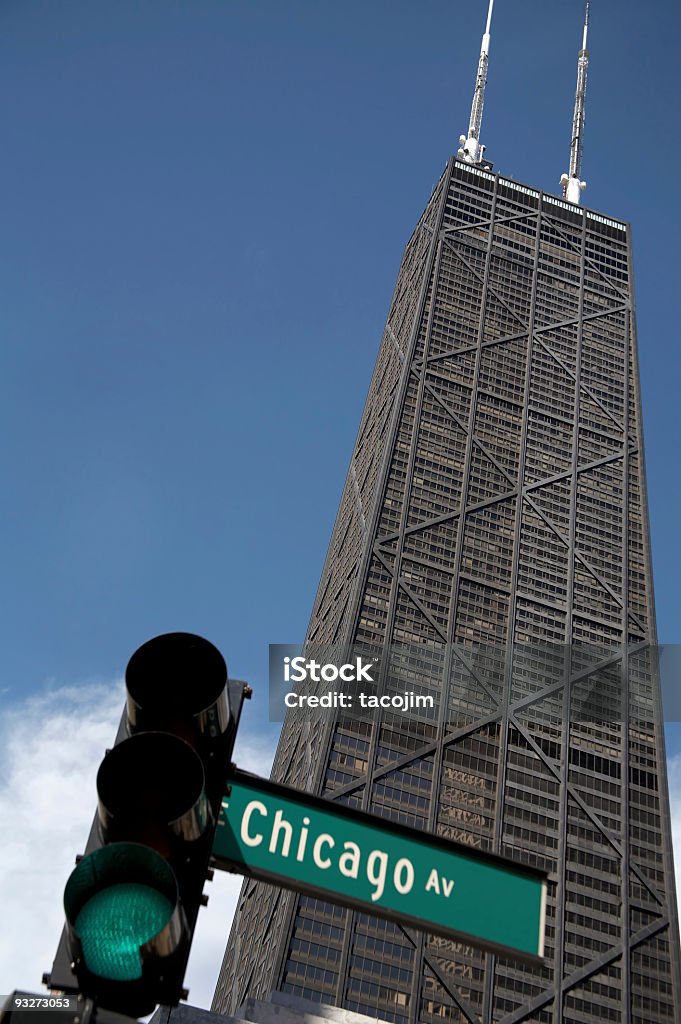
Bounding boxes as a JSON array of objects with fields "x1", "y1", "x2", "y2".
[{"x1": 213, "y1": 155, "x2": 680, "y2": 1023}]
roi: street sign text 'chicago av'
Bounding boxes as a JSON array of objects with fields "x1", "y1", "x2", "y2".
[{"x1": 214, "y1": 770, "x2": 547, "y2": 963}]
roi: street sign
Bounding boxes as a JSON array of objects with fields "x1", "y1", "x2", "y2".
[{"x1": 214, "y1": 770, "x2": 547, "y2": 963}]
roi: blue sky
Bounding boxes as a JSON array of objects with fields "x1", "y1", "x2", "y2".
[{"x1": 1, "y1": 0, "x2": 680, "y2": 1008}]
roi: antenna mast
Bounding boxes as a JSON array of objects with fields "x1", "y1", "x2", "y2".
[
  {"x1": 561, "y1": 2, "x2": 590, "y2": 204},
  {"x1": 458, "y1": 0, "x2": 494, "y2": 167}
]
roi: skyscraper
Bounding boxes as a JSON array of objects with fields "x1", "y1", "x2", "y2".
[{"x1": 213, "y1": 5, "x2": 681, "y2": 1022}]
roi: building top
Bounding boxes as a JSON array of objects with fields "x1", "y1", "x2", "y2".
[
  {"x1": 457, "y1": 2, "x2": 602, "y2": 211},
  {"x1": 455, "y1": 158, "x2": 628, "y2": 234}
]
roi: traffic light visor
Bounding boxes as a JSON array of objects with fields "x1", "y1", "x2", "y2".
[
  {"x1": 125, "y1": 632, "x2": 230, "y2": 743},
  {"x1": 96, "y1": 732, "x2": 209, "y2": 846}
]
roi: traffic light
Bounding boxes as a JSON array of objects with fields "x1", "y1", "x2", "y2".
[{"x1": 52, "y1": 632, "x2": 244, "y2": 1019}]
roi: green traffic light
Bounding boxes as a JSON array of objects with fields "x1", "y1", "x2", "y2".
[
  {"x1": 64, "y1": 841, "x2": 183, "y2": 993},
  {"x1": 75, "y1": 882, "x2": 174, "y2": 981}
]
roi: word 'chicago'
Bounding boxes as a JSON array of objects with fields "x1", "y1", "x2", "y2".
[{"x1": 239, "y1": 799, "x2": 455, "y2": 903}]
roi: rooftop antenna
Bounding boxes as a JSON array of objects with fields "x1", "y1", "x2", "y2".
[
  {"x1": 458, "y1": 0, "x2": 494, "y2": 167},
  {"x1": 560, "y1": 2, "x2": 590, "y2": 204}
]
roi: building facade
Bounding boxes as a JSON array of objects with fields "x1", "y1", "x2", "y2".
[{"x1": 212, "y1": 158, "x2": 681, "y2": 1023}]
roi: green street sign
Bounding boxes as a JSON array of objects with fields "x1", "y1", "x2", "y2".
[{"x1": 214, "y1": 770, "x2": 547, "y2": 963}]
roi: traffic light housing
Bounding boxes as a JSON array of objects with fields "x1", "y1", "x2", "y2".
[{"x1": 48, "y1": 633, "x2": 246, "y2": 1018}]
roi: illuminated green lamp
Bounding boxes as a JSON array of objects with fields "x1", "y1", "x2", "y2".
[{"x1": 64, "y1": 843, "x2": 184, "y2": 988}]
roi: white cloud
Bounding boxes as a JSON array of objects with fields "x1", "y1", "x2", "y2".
[{"x1": 0, "y1": 682, "x2": 125, "y2": 997}]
